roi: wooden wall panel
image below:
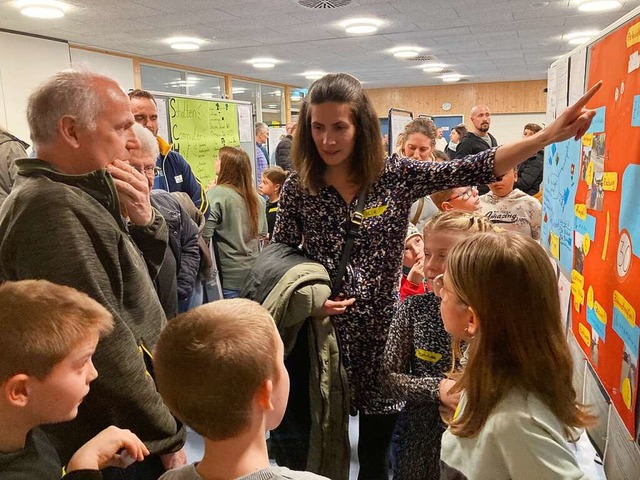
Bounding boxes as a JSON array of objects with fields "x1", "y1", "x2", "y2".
[{"x1": 365, "y1": 80, "x2": 546, "y2": 120}]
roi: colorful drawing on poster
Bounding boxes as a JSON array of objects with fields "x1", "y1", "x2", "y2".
[{"x1": 541, "y1": 140, "x2": 581, "y2": 273}]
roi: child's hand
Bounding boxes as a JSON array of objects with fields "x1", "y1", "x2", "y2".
[
  {"x1": 407, "y1": 258, "x2": 425, "y2": 285},
  {"x1": 439, "y1": 378, "x2": 461, "y2": 412},
  {"x1": 66, "y1": 426, "x2": 149, "y2": 472},
  {"x1": 319, "y1": 298, "x2": 356, "y2": 316}
]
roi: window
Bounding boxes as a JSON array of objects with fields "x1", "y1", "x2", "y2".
[
  {"x1": 140, "y1": 64, "x2": 225, "y2": 97},
  {"x1": 231, "y1": 80, "x2": 285, "y2": 124}
]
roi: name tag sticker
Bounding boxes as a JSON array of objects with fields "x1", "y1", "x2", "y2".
[
  {"x1": 415, "y1": 348, "x2": 442, "y2": 363},
  {"x1": 363, "y1": 205, "x2": 388, "y2": 219},
  {"x1": 174, "y1": 174, "x2": 183, "y2": 184}
]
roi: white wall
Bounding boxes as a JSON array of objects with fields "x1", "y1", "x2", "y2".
[
  {"x1": 0, "y1": 31, "x2": 71, "y2": 145},
  {"x1": 490, "y1": 113, "x2": 546, "y2": 144},
  {"x1": 70, "y1": 48, "x2": 135, "y2": 92}
]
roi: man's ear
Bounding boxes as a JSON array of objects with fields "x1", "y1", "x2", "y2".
[
  {"x1": 466, "y1": 306, "x2": 480, "y2": 338},
  {"x1": 3, "y1": 374, "x2": 31, "y2": 408},
  {"x1": 58, "y1": 115, "x2": 81, "y2": 148},
  {"x1": 254, "y1": 379, "x2": 274, "y2": 411}
]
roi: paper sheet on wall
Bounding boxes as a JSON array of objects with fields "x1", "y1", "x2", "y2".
[
  {"x1": 546, "y1": 63, "x2": 558, "y2": 124},
  {"x1": 569, "y1": 48, "x2": 588, "y2": 106},
  {"x1": 559, "y1": 273, "x2": 572, "y2": 333},
  {"x1": 156, "y1": 98, "x2": 170, "y2": 142},
  {"x1": 555, "y1": 56, "x2": 570, "y2": 118},
  {"x1": 604, "y1": 408, "x2": 640, "y2": 479},
  {"x1": 584, "y1": 365, "x2": 611, "y2": 454},
  {"x1": 237, "y1": 104, "x2": 253, "y2": 143},
  {"x1": 390, "y1": 113, "x2": 413, "y2": 148}
]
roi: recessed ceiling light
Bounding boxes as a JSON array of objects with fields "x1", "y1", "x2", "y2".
[
  {"x1": 391, "y1": 47, "x2": 421, "y2": 58},
  {"x1": 442, "y1": 74, "x2": 462, "y2": 82},
  {"x1": 232, "y1": 87, "x2": 246, "y2": 94},
  {"x1": 565, "y1": 30, "x2": 599, "y2": 44},
  {"x1": 423, "y1": 63, "x2": 447, "y2": 73},
  {"x1": 340, "y1": 18, "x2": 382, "y2": 34},
  {"x1": 249, "y1": 58, "x2": 278, "y2": 69},
  {"x1": 16, "y1": 0, "x2": 70, "y2": 18},
  {"x1": 303, "y1": 71, "x2": 325, "y2": 80},
  {"x1": 529, "y1": 1, "x2": 549, "y2": 6},
  {"x1": 164, "y1": 37, "x2": 205, "y2": 51},
  {"x1": 578, "y1": 1, "x2": 621, "y2": 12}
]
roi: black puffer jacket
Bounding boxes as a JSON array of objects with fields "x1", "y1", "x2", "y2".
[
  {"x1": 515, "y1": 150, "x2": 544, "y2": 195},
  {"x1": 275, "y1": 135, "x2": 293, "y2": 172}
]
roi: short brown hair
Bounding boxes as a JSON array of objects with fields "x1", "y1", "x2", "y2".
[
  {"x1": 403, "y1": 117, "x2": 437, "y2": 141},
  {"x1": 0, "y1": 280, "x2": 113, "y2": 382},
  {"x1": 452, "y1": 124, "x2": 468, "y2": 138},
  {"x1": 524, "y1": 123, "x2": 542, "y2": 134},
  {"x1": 128, "y1": 89, "x2": 157, "y2": 105},
  {"x1": 154, "y1": 299, "x2": 279, "y2": 440},
  {"x1": 430, "y1": 189, "x2": 455, "y2": 211},
  {"x1": 446, "y1": 233, "x2": 596, "y2": 437},
  {"x1": 262, "y1": 165, "x2": 290, "y2": 193},
  {"x1": 293, "y1": 73, "x2": 385, "y2": 194}
]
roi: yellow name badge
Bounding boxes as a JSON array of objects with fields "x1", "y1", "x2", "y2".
[
  {"x1": 363, "y1": 205, "x2": 388, "y2": 219},
  {"x1": 415, "y1": 349, "x2": 442, "y2": 363},
  {"x1": 268, "y1": 207, "x2": 278, "y2": 213}
]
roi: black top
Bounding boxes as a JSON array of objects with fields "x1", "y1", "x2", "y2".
[
  {"x1": 0, "y1": 429, "x2": 61, "y2": 480},
  {"x1": 266, "y1": 200, "x2": 279, "y2": 237},
  {"x1": 515, "y1": 150, "x2": 544, "y2": 195}
]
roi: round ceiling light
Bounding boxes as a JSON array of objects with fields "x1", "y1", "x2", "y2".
[
  {"x1": 578, "y1": 1, "x2": 621, "y2": 12},
  {"x1": 16, "y1": 0, "x2": 69, "y2": 18},
  {"x1": 392, "y1": 47, "x2": 420, "y2": 59},
  {"x1": 249, "y1": 58, "x2": 278, "y2": 69},
  {"x1": 423, "y1": 63, "x2": 447, "y2": 73},
  {"x1": 565, "y1": 30, "x2": 599, "y2": 44},
  {"x1": 442, "y1": 74, "x2": 462, "y2": 82},
  {"x1": 303, "y1": 71, "x2": 325, "y2": 80},
  {"x1": 165, "y1": 37, "x2": 205, "y2": 51},
  {"x1": 341, "y1": 18, "x2": 381, "y2": 34}
]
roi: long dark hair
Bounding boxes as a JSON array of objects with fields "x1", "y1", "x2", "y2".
[
  {"x1": 293, "y1": 73, "x2": 386, "y2": 194},
  {"x1": 216, "y1": 146, "x2": 260, "y2": 238}
]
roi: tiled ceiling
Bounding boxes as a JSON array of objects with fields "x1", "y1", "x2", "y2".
[{"x1": 0, "y1": 0, "x2": 637, "y2": 88}]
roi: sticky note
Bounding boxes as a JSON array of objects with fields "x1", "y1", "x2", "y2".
[
  {"x1": 575, "y1": 203, "x2": 587, "y2": 220},
  {"x1": 579, "y1": 322, "x2": 592, "y2": 347},
  {"x1": 582, "y1": 133, "x2": 594, "y2": 147},
  {"x1": 548, "y1": 232, "x2": 560, "y2": 259},
  {"x1": 613, "y1": 307, "x2": 640, "y2": 354},
  {"x1": 622, "y1": 377, "x2": 632, "y2": 409},
  {"x1": 575, "y1": 213, "x2": 596, "y2": 238},
  {"x1": 587, "y1": 307, "x2": 606, "y2": 341},
  {"x1": 572, "y1": 269, "x2": 585, "y2": 289},
  {"x1": 594, "y1": 301, "x2": 607, "y2": 324},
  {"x1": 613, "y1": 290, "x2": 636, "y2": 327},
  {"x1": 601, "y1": 212, "x2": 610, "y2": 261},
  {"x1": 587, "y1": 286, "x2": 594, "y2": 309},
  {"x1": 632, "y1": 95, "x2": 640, "y2": 127},
  {"x1": 586, "y1": 106, "x2": 605, "y2": 133},
  {"x1": 602, "y1": 172, "x2": 618, "y2": 191},
  {"x1": 627, "y1": 23, "x2": 640, "y2": 47},
  {"x1": 583, "y1": 233, "x2": 591, "y2": 256},
  {"x1": 586, "y1": 161, "x2": 595, "y2": 186}
]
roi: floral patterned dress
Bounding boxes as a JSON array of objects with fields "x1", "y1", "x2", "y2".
[
  {"x1": 272, "y1": 148, "x2": 497, "y2": 414},
  {"x1": 383, "y1": 292, "x2": 456, "y2": 479}
]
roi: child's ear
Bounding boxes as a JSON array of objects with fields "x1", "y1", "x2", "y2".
[
  {"x1": 255, "y1": 379, "x2": 274, "y2": 411},
  {"x1": 466, "y1": 306, "x2": 480, "y2": 338},
  {"x1": 442, "y1": 202, "x2": 453, "y2": 211},
  {"x1": 3, "y1": 374, "x2": 31, "y2": 407}
]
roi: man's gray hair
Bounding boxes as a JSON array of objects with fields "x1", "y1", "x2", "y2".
[
  {"x1": 255, "y1": 122, "x2": 268, "y2": 134},
  {"x1": 132, "y1": 123, "x2": 160, "y2": 158},
  {"x1": 27, "y1": 70, "x2": 107, "y2": 147}
]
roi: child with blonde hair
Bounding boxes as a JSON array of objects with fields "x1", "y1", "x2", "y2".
[
  {"x1": 0, "y1": 280, "x2": 149, "y2": 479},
  {"x1": 438, "y1": 233, "x2": 596, "y2": 479},
  {"x1": 154, "y1": 299, "x2": 328, "y2": 480},
  {"x1": 384, "y1": 211, "x2": 497, "y2": 480}
]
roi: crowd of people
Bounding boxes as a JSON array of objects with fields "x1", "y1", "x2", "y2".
[{"x1": 0, "y1": 68, "x2": 602, "y2": 480}]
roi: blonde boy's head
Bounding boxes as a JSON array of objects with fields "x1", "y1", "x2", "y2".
[
  {"x1": 154, "y1": 299, "x2": 282, "y2": 441},
  {"x1": 0, "y1": 280, "x2": 113, "y2": 383}
]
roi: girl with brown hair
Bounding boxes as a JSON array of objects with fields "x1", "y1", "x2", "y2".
[
  {"x1": 203, "y1": 146, "x2": 267, "y2": 299},
  {"x1": 438, "y1": 233, "x2": 596, "y2": 479},
  {"x1": 271, "y1": 72, "x2": 599, "y2": 479}
]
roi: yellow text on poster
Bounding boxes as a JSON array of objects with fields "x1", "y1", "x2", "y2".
[
  {"x1": 579, "y1": 323, "x2": 592, "y2": 347},
  {"x1": 583, "y1": 234, "x2": 591, "y2": 256},
  {"x1": 572, "y1": 270, "x2": 585, "y2": 306},
  {"x1": 602, "y1": 172, "x2": 618, "y2": 191},
  {"x1": 575, "y1": 203, "x2": 587, "y2": 220},
  {"x1": 613, "y1": 290, "x2": 636, "y2": 328},
  {"x1": 550, "y1": 232, "x2": 560, "y2": 260},
  {"x1": 627, "y1": 23, "x2": 640, "y2": 47}
]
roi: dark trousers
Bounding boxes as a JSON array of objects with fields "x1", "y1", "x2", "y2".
[
  {"x1": 102, "y1": 455, "x2": 164, "y2": 480},
  {"x1": 357, "y1": 413, "x2": 398, "y2": 480}
]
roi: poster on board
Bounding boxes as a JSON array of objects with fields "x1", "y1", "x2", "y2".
[
  {"x1": 568, "y1": 16, "x2": 640, "y2": 437},
  {"x1": 168, "y1": 97, "x2": 240, "y2": 188}
]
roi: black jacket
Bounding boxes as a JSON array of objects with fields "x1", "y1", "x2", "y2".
[
  {"x1": 275, "y1": 135, "x2": 293, "y2": 172},
  {"x1": 515, "y1": 150, "x2": 544, "y2": 195},
  {"x1": 454, "y1": 132, "x2": 498, "y2": 194}
]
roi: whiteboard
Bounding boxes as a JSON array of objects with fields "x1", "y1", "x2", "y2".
[
  {"x1": 0, "y1": 31, "x2": 71, "y2": 146},
  {"x1": 488, "y1": 113, "x2": 546, "y2": 144}
]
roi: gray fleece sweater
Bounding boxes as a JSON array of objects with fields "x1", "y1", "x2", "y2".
[{"x1": 160, "y1": 465, "x2": 328, "y2": 480}]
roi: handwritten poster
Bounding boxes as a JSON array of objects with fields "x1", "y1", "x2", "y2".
[{"x1": 169, "y1": 97, "x2": 240, "y2": 188}]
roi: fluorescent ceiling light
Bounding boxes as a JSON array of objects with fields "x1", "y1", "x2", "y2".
[
  {"x1": 165, "y1": 37, "x2": 205, "y2": 51},
  {"x1": 391, "y1": 47, "x2": 421, "y2": 58},
  {"x1": 16, "y1": 0, "x2": 69, "y2": 18},
  {"x1": 341, "y1": 18, "x2": 382, "y2": 34},
  {"x1": 565, "y1": 30, "x2": 599, "y2": 44},
  {"x1": 232, "y1": 88, "x2": 246, "y2": 94},
  {"x1": 249, "y1": 58, "x2": 278, "y2": 69},
  {"x1": 442, "y1": 74, "x2": 462, "y2": 82},
  {"x1": 578, "y1": 1, "x2": 621, "y2": 12}
]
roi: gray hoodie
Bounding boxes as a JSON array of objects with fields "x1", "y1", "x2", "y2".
[{"x1": 479, "y1": 188, "x2": 542, "y2": 240}]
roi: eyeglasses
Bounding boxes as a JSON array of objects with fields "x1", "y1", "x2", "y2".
[
  {"x1": 449, "y1": 187, "x2": 476, "y2": 202},
  {"x1": 133, "y1": 165, "x2": 162, "y2": 177}
]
